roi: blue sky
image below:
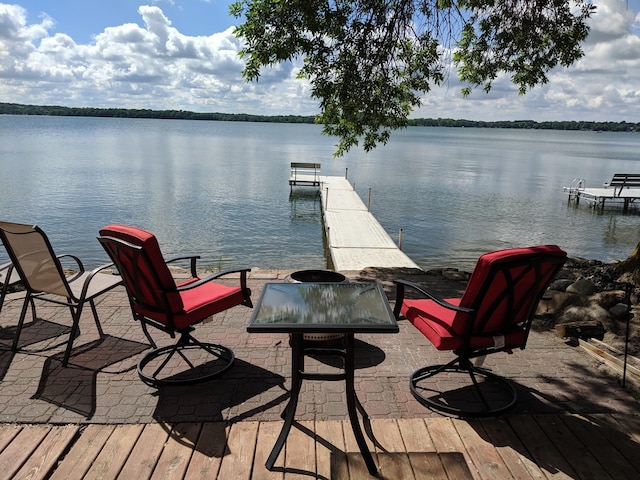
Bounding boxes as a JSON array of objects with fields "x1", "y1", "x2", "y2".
[
  {"x1": 2, "y1": 0, "x2": 640, "y2": 122},
  {"x1": 16, "y1": 0, "x2": 236, "y2": 43}
]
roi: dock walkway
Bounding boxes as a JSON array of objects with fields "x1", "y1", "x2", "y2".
[{"x1": 319, "y1": 176, "x2": 420, "y2": 271}]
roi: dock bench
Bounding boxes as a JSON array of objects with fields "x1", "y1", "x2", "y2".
[
  {"x1": 289, "y1": 162, "x2": 321, "y2": 189},
  {"x1": 605, "y1": 173, "x2": 640, "y2": 197}
]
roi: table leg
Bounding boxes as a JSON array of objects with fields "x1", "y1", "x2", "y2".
[
  {"x1": 265, "y1": 333, "x2": 303, "y2": 470},
  {"x1": 345, "y1": 333, "x2": 378, "y2": 476}
]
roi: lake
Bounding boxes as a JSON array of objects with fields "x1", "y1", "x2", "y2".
[{"x1": 1, "y1": 115, "x2": 639, "y2": 272}]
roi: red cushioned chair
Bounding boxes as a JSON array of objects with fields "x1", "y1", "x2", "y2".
[
  {"x1": 394, "y1": 245, "x2": 566, "y2": 417},
  {"x1": 98, "y1": 224, "x2": 252, "y2": 386}
]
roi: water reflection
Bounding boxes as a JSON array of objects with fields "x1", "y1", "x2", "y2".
[{"x1": 251, "y1": 284, "x2": 395, "y2": 326}]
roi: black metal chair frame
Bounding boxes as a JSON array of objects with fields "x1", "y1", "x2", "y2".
[
  {"x1": 394, "y1": 253, "x2": 566, "y2": 417},
  {"x1": 0, "y1": 260, "x2": 22, "y2": 314},
  {"x1": 98, "y1": 235, "x2": 252, "y2": 387}
]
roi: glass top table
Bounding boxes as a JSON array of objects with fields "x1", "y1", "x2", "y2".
[
  {"x1": 248, "y1": 282, "x2": 398, "y2": 476},
  {"x1": 248, "y1": 282, "x2": 398, "y2": 333}
]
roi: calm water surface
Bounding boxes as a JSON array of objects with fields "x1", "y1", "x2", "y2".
[{"x1": 1, "y1": 115, "x2": 639, "y2": 272}]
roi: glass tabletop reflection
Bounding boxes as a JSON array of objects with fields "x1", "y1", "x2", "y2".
[{"x1": 248, "y1": 282, "x2": 398, "y2": 333}]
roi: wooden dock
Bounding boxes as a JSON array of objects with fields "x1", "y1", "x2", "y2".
[
  {"x1": 319, "y1": 176, "x2": 420, "y2": 271},
  {"x1": 4, "y1": 414, "x2": 640, "y2": 479}
]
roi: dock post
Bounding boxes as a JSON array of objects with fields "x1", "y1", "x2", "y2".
[
  {"x1": 367, "y1": 187, "x2": 371, "y2": 212},
  {"x1": 324, "y1": 186, "x2": 329, "y2": 212},
  {"x1": 399, "y1": 228, "x2": 403, "y2": 249},
  {"x1": 345, "y1": 168, "x2": 348, "y2": 180}
]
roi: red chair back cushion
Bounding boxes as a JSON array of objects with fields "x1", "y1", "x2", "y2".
[
  {"x1": 454, "y1": 245, "x2": 566, "y2": 336},
  {"x1": 99, "y1": 224, "x2": 183, "y2": 313}
]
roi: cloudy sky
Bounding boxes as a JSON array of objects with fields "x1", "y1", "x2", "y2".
[{"x1": 1, "y1": 0, "x2": 639, "y2": 122}]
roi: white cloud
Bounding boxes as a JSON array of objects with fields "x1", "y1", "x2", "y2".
[
  {"x1": 0, "y1": 1, "x2": 639, "y2": 121},
  {"x1": 0, "y1": 3, "x2": 315, "y2": 114},
  {"x1": 415, "y1": 0, "x2": 640, "y2": 121}
]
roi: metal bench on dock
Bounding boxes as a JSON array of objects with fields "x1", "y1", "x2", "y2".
[
  {"x1": 564, "y1": 173, "x2": 640, "y2": 212},
  {"x1": 289, "y1": 162, "x2": 321, "y2": 189}
]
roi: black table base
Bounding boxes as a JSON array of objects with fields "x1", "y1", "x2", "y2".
[{"x1": 265, "y1": 333, "x2": 378, "y2": 476}]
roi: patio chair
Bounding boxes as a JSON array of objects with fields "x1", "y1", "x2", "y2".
[
  {"x1": 0, "y1": 259, "x2": 22, "y2": 314},
  {"x1": 98, "y1": 224, "x2": 253, "y2": 386},
  {"x1": 394, "y1": 245, "x2": 566, "y2": 417},
  {"x1": 0, "y1": 222, "x2": 123, "y2": 366}
]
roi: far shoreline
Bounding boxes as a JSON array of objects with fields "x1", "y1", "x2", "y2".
[{"x1": 1, "y1": 102, "x2": 638, "y2": 133}]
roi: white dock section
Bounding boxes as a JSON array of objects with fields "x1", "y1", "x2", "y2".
[
  {"x1": 319, "y1": 176, "x2": 421, "y2": 271},
  {"x1": 564, "y1": 175, "x2": 640, "y2": 211},
  {"x1": 564, "y1": 186, "x2": 640, "y2": 211}
]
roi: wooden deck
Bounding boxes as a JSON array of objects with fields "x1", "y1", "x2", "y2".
[
  {"x1": 4, "y1": 413, "x2": 640, "y2": 479},
  {"x1": 320, "y1": 176, "x2": 420, "y2": 271}
]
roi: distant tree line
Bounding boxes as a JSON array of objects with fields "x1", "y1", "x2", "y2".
[
  {"x1": 1, "y1": 102, "x2": 637, "y2": 132},
  {"x1": 0, "y1": 102, "x2": 315, "y2": 124},
  {"x1": 408, "y1": 117, "x2": 639, "y2": 132}
]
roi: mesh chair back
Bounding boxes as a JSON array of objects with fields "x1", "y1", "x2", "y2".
[
  {"x1": 98, "y1": 225, "x2": 183, "y2": 318},
  {"x1": 454, "y1": 245, "x2": 566, "y2": 338},
  {"x1": 0, "y1": 222, "x2": 71, "y2": 297}
]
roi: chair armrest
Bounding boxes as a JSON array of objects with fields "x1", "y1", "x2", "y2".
[
  {"x1": 74, "y1": 262, "x2": 122, "y2": 300},
  {"x1": 165, "y1": 255, "x2": 201, "y2": 277},
  {"x1": 393, "y1": 279, "x2": 473, "y2": 319},
  {"x1": 176, "y1": 268, "x2": 252, "y2": 292},
  {"x1": 57, "y1": 253, "x2": 85, "y2": 274}
]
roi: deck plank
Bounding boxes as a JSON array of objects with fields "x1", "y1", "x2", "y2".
[
  {"x1": 560, "y1": 414, "x2": 637, "y2": 480},
  {"x1": 150, "y1": 423, "x2": 201, "y2": 480},
  {"x1": 12, "y1": 425, "x2": 79, "y2": 480},
  {"x1": 592, "y1": 414, "x2": 640, "y2": 476},
  {"x1": 216, "y1": 421, "x2": 258, "y2": 480},
  {"x1": 0, "y1": 424, "x2": 22, "y2": 454},
  {"x1": 84, "y1": 424, "x2": 144, "y2": 480},
  {"x1": 251, "y1": 421, "x2": 284, "y2": 480},
  {"x1": 283, "y1": 421, "x2": 316, "y2": 479},
  {"x1": 0, "y1": 425, "x2": 50, "y2": 480},
  {"x1": 454, "y1": 418, "x2": 516, "y2": 480},
  {"x1": 396, "y1": 418, "x2": 448, "y2": 480},
  {"x1": 183, "y1": 422, "x2": 227, "y2": 480},
  {"x1": 534, "y1": 414, "x2": 612, "y2": 480},
  {"x1": 507, "y1": 415, "x2": 575, "y2": 479},
  {"x1": 478, "y1": 417, "x2": 546, "y2": 479},
  {"x1": 50, "y1": 425, "x2": 117, "y2": 480},
  {"x1": 372, "y1": 418, "x2": 413, "y2": 480},
  {"x1": 341, "y1": 420, "x2": 374, "y2": 480},
  {"x1": 119, "y1": 423, "x2": 170, "y2": 480},
  {"x1": 315, "y1": 419, "x2": 348, "y2": 480},
  {"x1": 427, "y1": 417, "x2": 478, "y2": 480}
]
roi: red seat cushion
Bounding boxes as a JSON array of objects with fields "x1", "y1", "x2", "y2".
[
  {"x1": 133, "y1": 280, "x2": 248, "y2": 330},
  {"x1": 403, "y1": 298, "x2": 526, "y2": 350}
]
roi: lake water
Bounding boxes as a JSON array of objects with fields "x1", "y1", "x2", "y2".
[{"x1": 1, "y1": 115, "x2": 639, "y2": 272}]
